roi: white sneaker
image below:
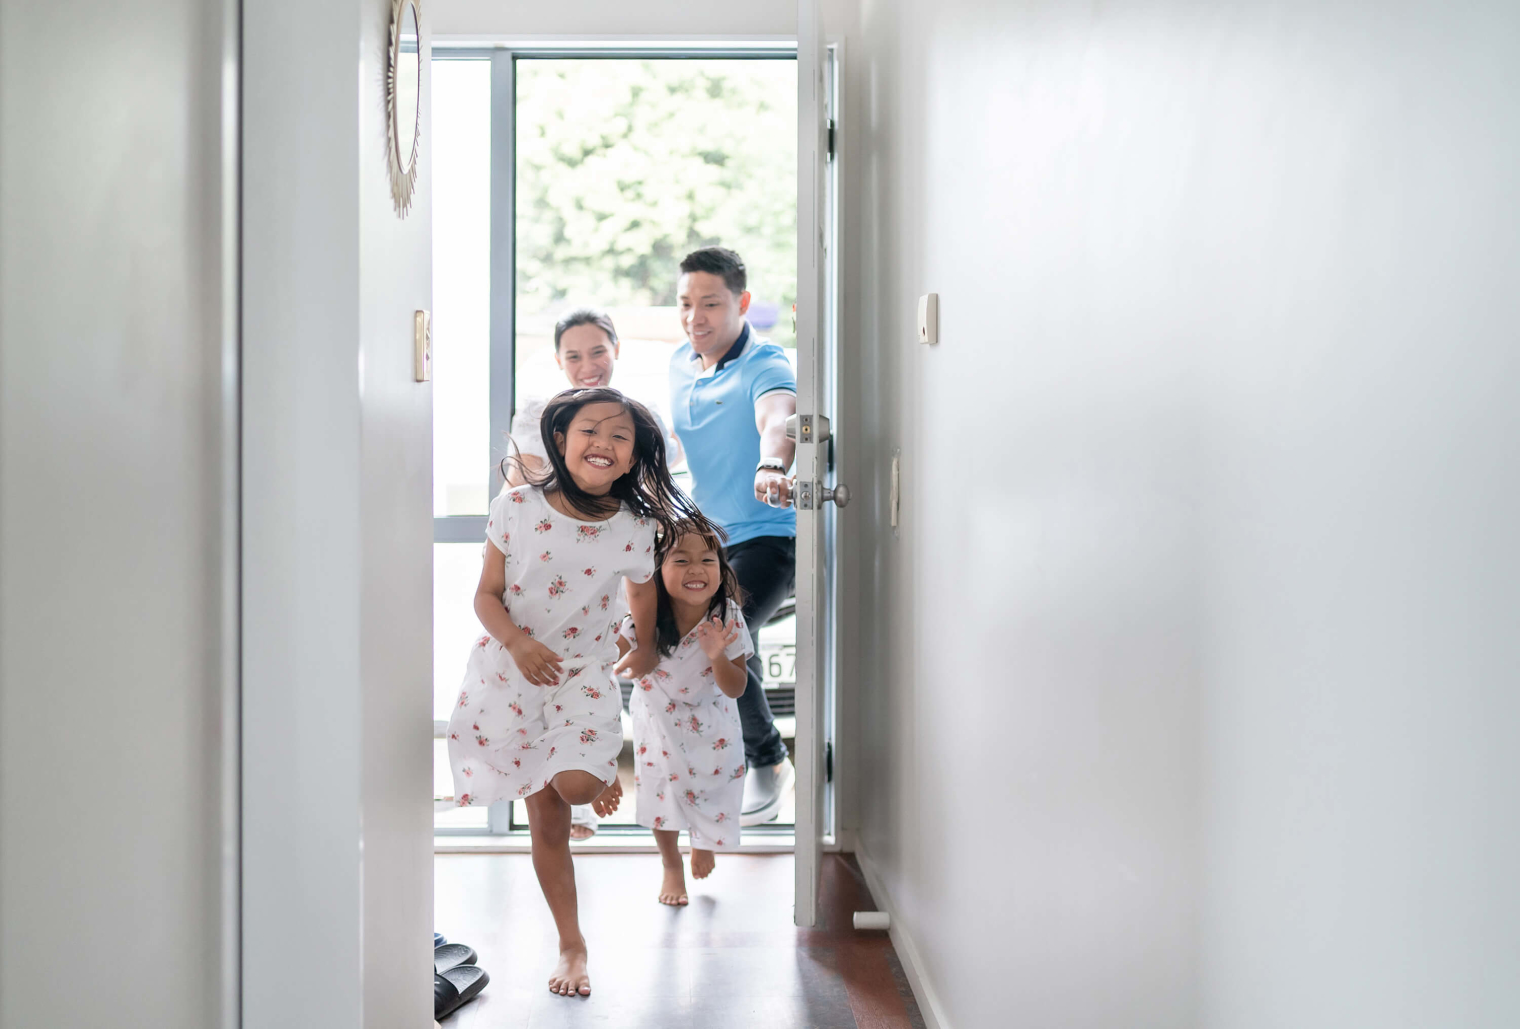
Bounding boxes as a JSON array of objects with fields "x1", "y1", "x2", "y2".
[{"x1": 740, "y1": 758, "x2": 795, "y2": 826}]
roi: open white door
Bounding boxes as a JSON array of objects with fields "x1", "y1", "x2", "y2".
[{"x1": 793, "y1": 0, "x2": 834, "y2": 929}]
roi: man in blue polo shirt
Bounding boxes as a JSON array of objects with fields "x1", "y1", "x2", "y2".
[{"x1": 669, "y1": 247, "x2": 797, "y2": 825}]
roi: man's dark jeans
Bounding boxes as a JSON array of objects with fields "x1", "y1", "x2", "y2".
[{"x1": 724, "y1": 534, "x2": 795, "y2": 769}]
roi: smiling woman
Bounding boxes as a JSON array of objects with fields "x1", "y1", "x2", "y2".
[{"x1": 505, "y1": 308, "x2": 683, "y2": 490}]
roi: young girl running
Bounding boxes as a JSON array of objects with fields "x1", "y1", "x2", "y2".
[
  {"x1": 618, "y1": 522, "x2": 752, "y2": 905},
  {"x1": 447, "y1": 387, "x2": 705, "y2": 997}
]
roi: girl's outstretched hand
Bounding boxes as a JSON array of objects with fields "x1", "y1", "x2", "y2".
[
  {"x1": 696, "y1": 616, "x2": 741, "y2": 661},
  {"x1": 615, "y1": 644, "x2": 658, "y2": 680},
  {"x1": 506, "y1": 636, "x2": 564, "y2": 686}
]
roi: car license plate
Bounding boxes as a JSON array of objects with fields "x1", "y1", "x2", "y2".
[{"x1": 761, "y1": 643, "x2": 796, "y2": 685}]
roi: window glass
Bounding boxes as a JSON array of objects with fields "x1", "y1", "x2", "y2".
[
  {"x1": 434, "y1": 542, "x2": 485, "y2": 721},
  {"x1": 432, "y1": 60, "x2": 492, "y2": 516},
  {"x1": 432, "y1": 56, "x2": 801, "y2": 834},
  {"x1": 514, "y1": 59, "x2": 798, "y2": 441},
  {"x1": 434, "y1": 540, "x2": 492, "y2": 831}
]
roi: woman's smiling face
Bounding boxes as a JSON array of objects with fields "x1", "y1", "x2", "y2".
[
  {"x1": 554, "y1": 401, "x2": 636, "y2": 493},
  {"x1": 660, "y1": 532, "x2": 721, "y2": 608},
  {"x1": 556, "y1": 323, "x2": 619, "y2": 389}
]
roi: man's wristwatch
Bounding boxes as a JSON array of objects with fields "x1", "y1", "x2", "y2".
[{"x1": 756, "y1": 458, "x2": 787, "y2": 473}]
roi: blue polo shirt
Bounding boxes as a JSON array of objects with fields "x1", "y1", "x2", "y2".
[{"x1": 670, "y1": 323, "x2": 797, "y2": 546}]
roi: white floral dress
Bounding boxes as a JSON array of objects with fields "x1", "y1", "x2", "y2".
[
  {"x1": 447, "y1": 485, "x2": 655, "y2": 806},
  {"x1": 625, "y1": 598, "x2": 752, "y2": 850}
]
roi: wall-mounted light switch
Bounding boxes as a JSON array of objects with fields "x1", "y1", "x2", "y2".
[
  {"x1": 414, "y1": 309, "x2": 432, "y2": 382},
  {"x1": 917, "y1": 293, "x2": 938, "y2": 345},
  {"x1": 890, "y1": 448, "x2": 901, "y2": 533}
]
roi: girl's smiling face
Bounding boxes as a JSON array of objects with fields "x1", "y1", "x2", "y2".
[
  {"x1": 554, "y1": 401, "x2": 636, "y2": 493},
  {"x1": 660, "y1": 533, "x2": 721, "y2": 607},
  {"x1": 556, "y1": 323, "x2": 619, "y2": 389}
]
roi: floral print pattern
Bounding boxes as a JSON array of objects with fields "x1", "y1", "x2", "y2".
[
  {"x1": 447, "y1": 485, "x2": 656, "y2": 805},
  {"x1": 625, "y1": 599, "x2": 752, "y2": 850}
]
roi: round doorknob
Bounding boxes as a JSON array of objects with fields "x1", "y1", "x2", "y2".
[{"x1": 822, "y1": 483, "x2": 850, "y2": 508}]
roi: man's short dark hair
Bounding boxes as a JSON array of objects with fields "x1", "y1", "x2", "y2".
[{"x1": 679, "y1": 247, "x2": 747, "y2": 296}]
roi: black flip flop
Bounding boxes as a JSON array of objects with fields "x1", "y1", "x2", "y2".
[
  {"x1": 434, "y1": 942, "x2": 478, "y2": 973},
  {"x1": 435, "y1": 965, "x2": 489, "y2": 1020}
]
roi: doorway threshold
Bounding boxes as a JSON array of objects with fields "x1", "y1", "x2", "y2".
[{"x1": 435, "y1": 830, "x2": 796, "y2": 855}]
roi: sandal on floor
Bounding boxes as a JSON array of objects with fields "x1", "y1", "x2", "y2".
[
  {"x1": 434, "y1": 966, "x2": 489, "y2": 1020},
  {"x1": 569, "y1": 803, "x2": 599, "y2": 840},
  {"x1": 434, "y1": 942, "x2": 477, "y2": 973}
]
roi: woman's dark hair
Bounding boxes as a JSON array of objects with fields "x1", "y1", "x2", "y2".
[
  {"x1": 506, "y1": 387, "x2": 716, "y2": 546},
  {"x1": 652, "y1": 519, "x2": 743, "y2": 657},
  {"x1": 554, "y1": 307, "x2": 618, "y2": 352},
  {"x1": 679, "y1": 246, "x2": 747, "y2": 295}
]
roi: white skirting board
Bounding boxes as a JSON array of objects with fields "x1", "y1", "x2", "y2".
[{"x1": 853, "y1": 842, "x2": 952, "y2": 1029}]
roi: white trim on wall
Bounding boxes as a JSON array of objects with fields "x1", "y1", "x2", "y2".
[
  {"x1": 216, "y1": 0, "x2": 242, "y2": 1024},
  {"x1": 853, "y1": 842, "x2": 952, "y2": 1029}
]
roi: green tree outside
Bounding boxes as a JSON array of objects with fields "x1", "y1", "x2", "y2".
[{"x1": 515, "y1": 59, "x2": 798, "y2": 347}]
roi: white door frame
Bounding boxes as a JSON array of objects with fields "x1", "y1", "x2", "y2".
[
  {"x1": 428, "y1": 40, "x2": 844, "y2": 854},
  {"x1": 793, "y1": 0, "x2": 840, "y2": 928}
]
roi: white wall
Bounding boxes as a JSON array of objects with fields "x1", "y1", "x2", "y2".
[
  {"x1": 433, "y1": 0, "x2": 793, "y2": 40},
  {"x1": 848, "y1": 0, "x2": 1520, "y2": 1027},
  {"x1": 1189, "y1": 5, "x2": 1520, "y2": 1025},
  {"x1": 851, "y1": 1, "x2": 1198, "y2": 1024},
  {"x1": 243, "y1": 0, "x2": 433, "y2": 1025},
  {"x1": 0, "y1": 1, "x2": 237, "y2": 1027},
  {"x1": 358, "y1": 0, "x2": 437, "y2": 1021}
]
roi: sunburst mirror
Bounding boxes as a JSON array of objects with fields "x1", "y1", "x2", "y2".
[{"x1": 387, "y1": 0, "x2": 422, "y2": 216}]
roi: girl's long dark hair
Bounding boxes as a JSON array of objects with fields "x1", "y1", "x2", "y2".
[
  {"x1": 653, "y1": 519, "x2": 744, "y2": 657},
  {"x1": 507, "y1": 387, "x2": 717, "y2": 547}
]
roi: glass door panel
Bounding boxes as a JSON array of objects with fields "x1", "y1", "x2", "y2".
[
  {"x1": 432, "y1": 59, "x2": 492, "y2": 518},
  {"x1": 432, "y1": 51, "x2": 800, "y2": 835},
  {"x1": 514, "y1": 57, "x2": 798, "y2": 448}
]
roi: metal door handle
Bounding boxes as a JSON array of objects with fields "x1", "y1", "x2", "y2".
[{"x1": 820, "y1": 483, "x2": 849, "y2": 508}]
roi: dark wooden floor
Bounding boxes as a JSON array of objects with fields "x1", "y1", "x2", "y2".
[{"x1": 435, "y1": 851, "x2": 925, "y2": 1029}]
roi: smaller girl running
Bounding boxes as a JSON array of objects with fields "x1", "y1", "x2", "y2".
[{"x1": 619, "y1": 522, "x2": 752, "y2": 905}]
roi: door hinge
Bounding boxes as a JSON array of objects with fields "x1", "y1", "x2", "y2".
[
  {"x1": 825, "y1": 741, "x2": 834, "y2": 783},
  {"x1": 826, "y1": 118, "x2": 836, "y2": 161}
]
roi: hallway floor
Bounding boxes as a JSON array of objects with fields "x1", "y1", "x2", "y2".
[{"x1": 435, "y1": 851, "x2": 925, "y2": 1029}]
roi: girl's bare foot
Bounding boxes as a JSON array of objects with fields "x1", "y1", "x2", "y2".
[
  {"x1": 569, "y1": 823, "x2": 595, "y2": 840},
  {"x1": 548, "y1": 940, "x2": 591, "y2": 996},
  {"x1": 590, "y1": 778, "x2": 622, "y2": 817},
  {"x1": 658, "y1": 861, "x2": 689, "y2": 905},
  {"x1": 690, "y1": 848, "x2": 715, "y2": 880}
]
